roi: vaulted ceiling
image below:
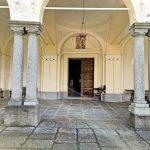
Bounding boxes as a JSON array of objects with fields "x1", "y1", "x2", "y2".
[
  {"x1": 0, "y1": 0, "x2": 130, "y2": 54},
  {"x1": 43, "y1": 0, "x2": 130, "y2": 53},
  {"x1": 47, "y1": 0, "x2": 126, "y2": 27}
]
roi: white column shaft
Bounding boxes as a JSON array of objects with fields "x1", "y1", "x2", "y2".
[
  {"x1": 133, "y1": 34, "x2": 146, "y2": 105},
  {"x1": 24, "y1": 32, "x2": 38, "y2": 105},
  {"x1": 9, "y1": 31, "x2": 24, "y2": 105},
  {"x1": 148, "y1": 38, "x2": 150, "y2": 98}
]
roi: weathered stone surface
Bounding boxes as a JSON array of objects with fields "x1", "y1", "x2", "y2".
[
  {"x1": 0, "y1": 99, "x2": 150, "y2": 149},
  {"x1": 117, "y1": 129, "x2": 141, "y2": 141},
  {"x1": 101, "y1": 147, "x2": 129, "y2": 150},
  {"x1": 22, "y1": 139, "x2": 53, "y2": 149},
  {"x1": 0, "y1": 136, "x2": 27, "y2": 148},
  {"x1": 136, "y1": 130, "x2": 150, "y2": 140},
  {"x1": 5, "y1": 127, "x2": 35, "y2": 131},
  {"x1": 97, "y1": 136, "x2": 128, "y2": 147},
  {"x1": 4, "y1": 105, "x2": 41, "y2": 127},
  {"x1": 31, "y1": 127, "x2": 57, "y2": 139},
  {"x1": 55, "y1": 128, "x2": 77, "y2": 143},
  {"x1": 126, "y1": 140, "x2": 150, "y2": 150},
  {"x1": 78, "y1": 129, "x2": 96, "y2": 143},
  {"x1": 53, "y1": 143, "x2": 78, "y2": 150},
  {"x1": 79, "y1": 143, "x2": 100, "y2": 150}
]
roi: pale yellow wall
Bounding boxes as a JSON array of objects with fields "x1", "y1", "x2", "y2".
[
  {"x1": 4, "y1": 55, "x2": 11, "y2": 90},
  {"x1": 40, "y1": 50, "x2": 103, "y2": 94},
  {"x1": 41, "y1": 55, "x2": 57, "y2": 92},
  {"x1": 0, "y1": 51, "x2": 2, "y2": 88},
  {"x1": 0, "y1": 55, "x2": 6, "y2": 89},
  {"x1": 106, "y1": 55, "x2": 122, "y2": 93}
]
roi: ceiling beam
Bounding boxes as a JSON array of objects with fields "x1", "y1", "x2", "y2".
[
  {"x1": 43, "y1": 7, "x2": 130, "y2": 11},
  {"x1": 0, "y1": 6, "x2": 8, "y2": 9},
  {"x1": 0, "y1": 6, "x2": 130, "y2": 11}
]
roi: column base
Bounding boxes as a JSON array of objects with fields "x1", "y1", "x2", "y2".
[
  {"x1": 24, "y1": 99, "x2": 39, "y2": 106},
  {"x1": 4, "y1": 105, "x2": 41, "y2": 127},
  {"x1": 131, "y1": 102, "x2": 149, "y2": 107},
  {"x1": 129, "y1": 105, "x2": 150, "y2": 129}
]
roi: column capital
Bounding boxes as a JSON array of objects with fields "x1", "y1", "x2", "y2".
[
  {"x1": 9, "y1": 22, "x2": 25, "y2": 35},
  {"x1": 146, "y1": 30, "x2": 150, "y2": 38},
  {"x1": 129, "y1": 23, "x2": 150, "y2": 37},
  {"x1": 9, "y1": 21, "x2": 43, "y2": 35},
  {"x1": 26, "y1": 23, "x2": 43, "y2": 35}
]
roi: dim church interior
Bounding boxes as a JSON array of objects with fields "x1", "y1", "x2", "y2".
[{"x1": 0, "y1": 0, "x2": 150, "y2": 128}]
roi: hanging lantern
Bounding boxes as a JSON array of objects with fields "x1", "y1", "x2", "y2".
[{"x1": 76, "y1": 0, "x2": 87, "y2": 49}]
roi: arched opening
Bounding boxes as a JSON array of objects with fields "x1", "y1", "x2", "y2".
[
  {"x1": 41, "y1": 0, "x2": 136, "y2": 25},
  {"x1": 0, "y1": 0, "x2": 12, "y2": 98},
  {"x1": 60, "y1": 34, "x2": 103, "y2": 99},
  {"x1": 38, "y1": 0, "x2": 136, "y2": 101}
]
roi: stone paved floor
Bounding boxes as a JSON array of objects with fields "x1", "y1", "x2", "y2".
[{"x1": 0, "y1": 98, "x2": 150, "y2": 150}]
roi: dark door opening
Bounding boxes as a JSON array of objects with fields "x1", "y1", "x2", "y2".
[
  {"x1": 68, "y1": 59, "x2": 81, "y2": 97},
  {"x1": 68, "y1": 58, "x2": 94, "y2": 98}
]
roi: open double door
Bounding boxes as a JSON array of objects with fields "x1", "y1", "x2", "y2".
[{"x1": 68, "y1": 58, "x2": 94, "y2": 98}]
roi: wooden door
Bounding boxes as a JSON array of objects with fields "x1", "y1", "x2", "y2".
[{"x1": 81, "y1": 58, "x2": 94, "y2": 97}]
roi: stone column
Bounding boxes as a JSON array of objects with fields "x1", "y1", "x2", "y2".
[
  {"x1": 24, "y1": 24, "x2": 42, "y2": 105},
  {"x1": 8, "y1": 26, "x2": 24, "y2": 106},
  {"x1": 129, "y1": 23, "x2": 150, "y2": 129},
  {"x1": 147, "y1": 32, "x2": 150, "y2": 99},
  {"x1": 130, "y1": 26, "x2": 148, "y2": 107}
]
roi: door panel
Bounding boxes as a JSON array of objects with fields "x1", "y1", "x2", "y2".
[{"x1": 81, "y1": 58, "x2": 94, "y2": 97}]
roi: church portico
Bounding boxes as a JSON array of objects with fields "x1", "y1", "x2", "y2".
[{"x1": 0, "y1": 0, "x2": 150, "y2": 129}]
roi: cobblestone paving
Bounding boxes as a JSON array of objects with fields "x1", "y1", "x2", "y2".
[{"x1": 0, "y1": 99, "x2": 150, "y2": 150}]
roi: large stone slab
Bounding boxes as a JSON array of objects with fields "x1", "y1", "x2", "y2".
[
  {"x1": 129, "y1": 105, "x2": 150, "y2": 129},
  {"x1": 129, "y1": 113, "x2": 150, "y2": 129},
  {"x1": 104, "y1": 94, "x2": 123, "y2": 102},
  {"x1": 4, "y1": 105, "x2": 41, "y2": 127}
]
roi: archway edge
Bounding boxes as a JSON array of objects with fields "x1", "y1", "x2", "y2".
[
  {"x1": 6, "y1": 0, "x2": 136, "y2": 25},
  {"x1": 122, "y1": 0, "x2": 136, "y2": 24},
  {"x1": 42, "y1": 0, "x2": 137, "y2": 25}
]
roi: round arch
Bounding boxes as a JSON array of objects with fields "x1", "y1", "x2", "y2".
[
  {"x1": 3, "y1": 35, "x2": 13, "y2": 55},
  {"x1": 59, "y1": 32, "x2": 104, "y2": 55},
  {"x1": 40, "y1": 0, "x2": 136, "y2": 25}
]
